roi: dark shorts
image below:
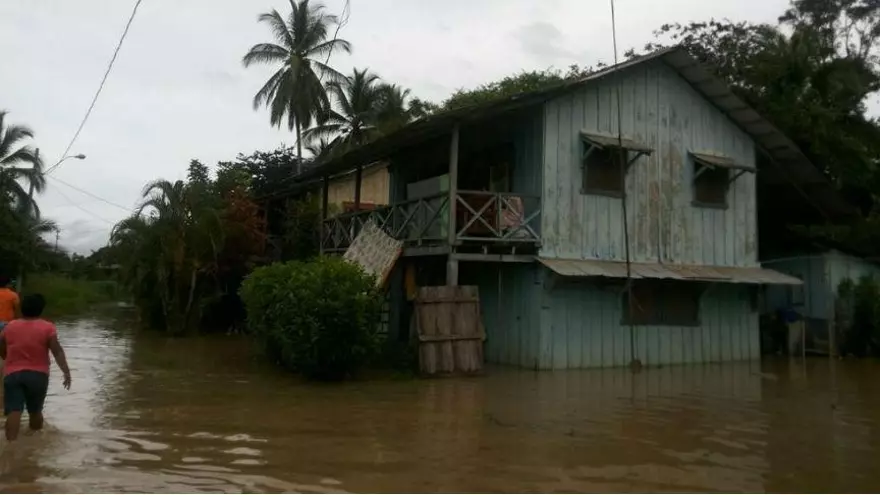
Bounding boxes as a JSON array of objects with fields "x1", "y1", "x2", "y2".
[{"x1": 3, "y1": 370, "x2": 49, "y2": 415}]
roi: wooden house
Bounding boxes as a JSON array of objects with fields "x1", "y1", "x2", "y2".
[
  {"x1": 762, "y1": 248, "x2": 880, "y2": 355},
  {"x1": 295, "y1": 47, "x2": 852, "y2": 370}
]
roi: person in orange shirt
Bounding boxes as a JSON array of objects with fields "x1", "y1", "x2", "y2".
[{"x1": 0, "y1": 275, "x2": 20, "y2": 329}]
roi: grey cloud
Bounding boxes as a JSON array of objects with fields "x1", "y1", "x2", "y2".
[{"x1": 512, "y1": 21, "x2": 577, "y2": 61}]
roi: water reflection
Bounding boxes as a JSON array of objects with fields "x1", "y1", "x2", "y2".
[{"x1": 1, "y1": 312, "x2": 879, "y2": 492}]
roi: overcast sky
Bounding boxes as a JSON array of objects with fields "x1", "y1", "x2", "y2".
[{"x1": 2, "y1": 0, "x2": 796, "y2": 254}]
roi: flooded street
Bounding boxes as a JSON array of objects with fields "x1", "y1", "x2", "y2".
[{"x1": 1, "y1": 313, "x2": 879, "y2": 493}]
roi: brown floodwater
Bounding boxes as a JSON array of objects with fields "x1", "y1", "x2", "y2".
[{"x1": 1, "y1": 311, "x2": 879, "y2": 493}]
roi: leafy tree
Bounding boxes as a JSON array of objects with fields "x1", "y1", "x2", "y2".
[
  {"x1": 439, "y1": 65, "x2": 594, "y2": 111},
  {"x1": 111, "y1": 162, "x2": 265, "y2": 334},
  {"x1": 243, "y1": 0, "x2": 351, "y2": 170}
]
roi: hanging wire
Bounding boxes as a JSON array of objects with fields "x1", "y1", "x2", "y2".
[
  {"x1": 48, "y1": 0, "x2": 144, "y2": 176},
  {"x1": 610, "y1": 0, "x2": 638, "y2": 368}
]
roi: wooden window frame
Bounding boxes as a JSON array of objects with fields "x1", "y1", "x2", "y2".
[
  {"x1": 580, "y1": 132, "x2": 652, "y2": 198},
  {"x1": 620, "y1": 280, "x2": 704, "y2": 327},
  {"x1": 690, "y1": 152, "x2": 756, "y2": 210}
]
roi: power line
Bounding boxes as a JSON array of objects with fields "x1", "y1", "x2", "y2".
[
  {"x1": 48, "y1": 0, "x2": 144, "y2": 176},
  {"x1": 320, "y1": 0, "x2": 351, "y2": 76},
  {"x1": 50, "y1": 186, "x2": 116, "y2": 225},
  {"x1": 47, "y1": 176, "x2": 134, "y2": 213}
]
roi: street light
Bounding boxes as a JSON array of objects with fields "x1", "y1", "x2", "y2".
[{"x1": 44, "y1": 153, "x2": 87, "y2": 175}]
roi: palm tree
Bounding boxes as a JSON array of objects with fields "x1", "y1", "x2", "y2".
[
  {"x1": 375, "y1": 83, "x2": 430, "y2": 132},
  {"x1": 0, "y1": 110, "x2": 45, "y2": 215},
  {"x1": 303, "y1": 68, "x2": 384, "y2": 150},
  {"x1": 243, "y1": 0, "x2": 351, "y2": 172}
]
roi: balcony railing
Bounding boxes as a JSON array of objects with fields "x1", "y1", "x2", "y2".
[{"x1": 321, "y1": 191, "x2": 541, "y2": 253}]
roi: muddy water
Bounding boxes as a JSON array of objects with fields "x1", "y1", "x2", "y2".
[{"x1": 1, "y1": 313, "x2": 879, "y2": 493}]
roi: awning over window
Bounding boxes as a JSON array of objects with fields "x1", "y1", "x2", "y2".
[
  {"x1": 581, "y1": 131, "x2": 654, "y2": 154},
  {"x1": 538, "y1": 258, "x2": 802, "y2": 285},
  {"x1": 690, "y1": 151, "x2": 756, "y2": 173}
]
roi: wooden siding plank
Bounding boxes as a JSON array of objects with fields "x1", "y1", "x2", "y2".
[
  {"x1": 557, "y1": 95, "x2": 575, "y2": 259},
  {"x1": 542, "y1": 103, "x2": 560, "y2": 258}
]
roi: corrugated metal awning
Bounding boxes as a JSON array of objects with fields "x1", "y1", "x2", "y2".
[
  {"x1": 690, "y1": 151, "x2": 756, "y2": 173},
  {"x1": 538, "y1": 258, "x2": 803, "y2": 285},
  {"x1": 581, "y1": 131, "x2": 654, "y2": 154}
]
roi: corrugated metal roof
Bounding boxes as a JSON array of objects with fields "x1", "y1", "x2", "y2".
[
  {"x1": 581, "y1": 131, "x2": 654, "y2": 154},
  {"x1": 690, "y1": 151, "x2": 756, "y2": 172},
  {"x1": 538, "y1": 258, "x2": 803, "y2": 285},
  {"x1": 291, "y1": 46, "x2": 854, "y2": 219}
]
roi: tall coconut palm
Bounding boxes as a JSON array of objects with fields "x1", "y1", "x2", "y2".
[
  {"x1": 243, "y1": 0, "x2": 351, "y2": 172},
  {"x1": 303, "y1": 68, "x2": 383, "y2": 151},
  {"x1": 0, "y1": 110, "x2": 45, "y2": 215}
]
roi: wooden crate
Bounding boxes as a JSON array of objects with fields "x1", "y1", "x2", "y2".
[{"x1": 414, "y1": 285, "x2": 485, "y2": 376}]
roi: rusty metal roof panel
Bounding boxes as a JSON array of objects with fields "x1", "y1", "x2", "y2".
[
  {"x1": 581, "y1": 131, "x2": 654, "y2": 154},
  {"x1": 538, "y1": 258, "x2": 803, "y2": 285},
  {"x1": 690, "y1": 151, "x2": 757, "y2": 172}
]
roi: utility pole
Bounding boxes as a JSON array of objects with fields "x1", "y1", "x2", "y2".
[{"x1": 54, "y1": 228, "x2": 60, "y2": 253}]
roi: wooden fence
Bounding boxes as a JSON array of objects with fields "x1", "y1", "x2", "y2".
[{"x1": 414, "y1": 286, "x2": 486, "y2": 376}]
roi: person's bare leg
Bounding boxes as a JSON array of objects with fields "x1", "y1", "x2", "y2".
[
  {"x1": 28, "y1": 412, "x2": 43, "y2": 432},
  {"x1": 5, "y1": 411, "x2": 22, "y2": 441}
]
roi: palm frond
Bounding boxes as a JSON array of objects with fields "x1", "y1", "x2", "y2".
[
  {"x1": 242, "y1": 43, "x2": 289, "y2": 68},
  {"x1": 256, "y1": 9, "x2": 295, "y2": 49}
]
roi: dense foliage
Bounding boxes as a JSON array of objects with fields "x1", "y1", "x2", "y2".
[
  {"x1": 439, "y1": 65, "x2": 594, "y2": 111},
  {"x1": 110, "y1": 161, "x2": 265, "y2": 334},
  {"x1": 240, "y1": 257, "x2": 383, "y2": 380}
]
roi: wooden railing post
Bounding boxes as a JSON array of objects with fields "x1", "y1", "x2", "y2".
[{"x1": 446, "y1": 124, "x2": 460, "y2": 286}]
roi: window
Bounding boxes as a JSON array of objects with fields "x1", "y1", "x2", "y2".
[
  {"x1": 693, "y1": 165, "x2": 730, "y2": 207},
  {"x1": 690, "y1": 152, "x2": 756, "y2": 209},
  {"x1": 582, "y1": 146, "x2": 625, "y2": 195},
  {"x1": 580, "y1": 132, "x2": 652, "y2": 197},
  {"x1": 621, "y1": 280, "x2": 702, "y2": 326}
]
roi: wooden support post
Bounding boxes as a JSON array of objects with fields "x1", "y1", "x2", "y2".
[
  {"x1": 354, "y1": 165, "x2": 363, "y2": 211},
  {"x1": 446, "y1": 124, "x2": 460, "y2": 286}
]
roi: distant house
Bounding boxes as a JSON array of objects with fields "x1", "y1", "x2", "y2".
[
  {"x1": 762, "y1": 248, "x2": 880, "y2": 355},
  {"x1": 291, "y1": 47, "x2": 852, "y2": 370}
]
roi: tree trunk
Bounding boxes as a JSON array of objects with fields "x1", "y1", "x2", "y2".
[{"x1": 295, "y1": 121, "x2": 303, "y2": 175}]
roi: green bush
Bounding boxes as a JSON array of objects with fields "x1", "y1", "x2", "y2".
[{"x1": 240, "y1": 256, "x2": 383, "y2": 381}]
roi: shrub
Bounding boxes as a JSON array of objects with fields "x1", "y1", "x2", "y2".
[{"x1": 240, "y1": 256, "x2": 383, "y2": 380}]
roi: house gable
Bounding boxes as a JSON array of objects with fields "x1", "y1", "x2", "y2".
[{"x1": 540, "y1": 59, "x2": 757, "y2": 268}]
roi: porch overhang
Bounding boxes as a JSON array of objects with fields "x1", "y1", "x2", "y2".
[{"x1": 538, "y1": 258, "x2": 803, "y2": 285}]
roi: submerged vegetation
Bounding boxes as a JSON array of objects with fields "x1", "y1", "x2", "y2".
[{"x1": 240, "y1": 257, "x2": 383, "y2": 380}]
